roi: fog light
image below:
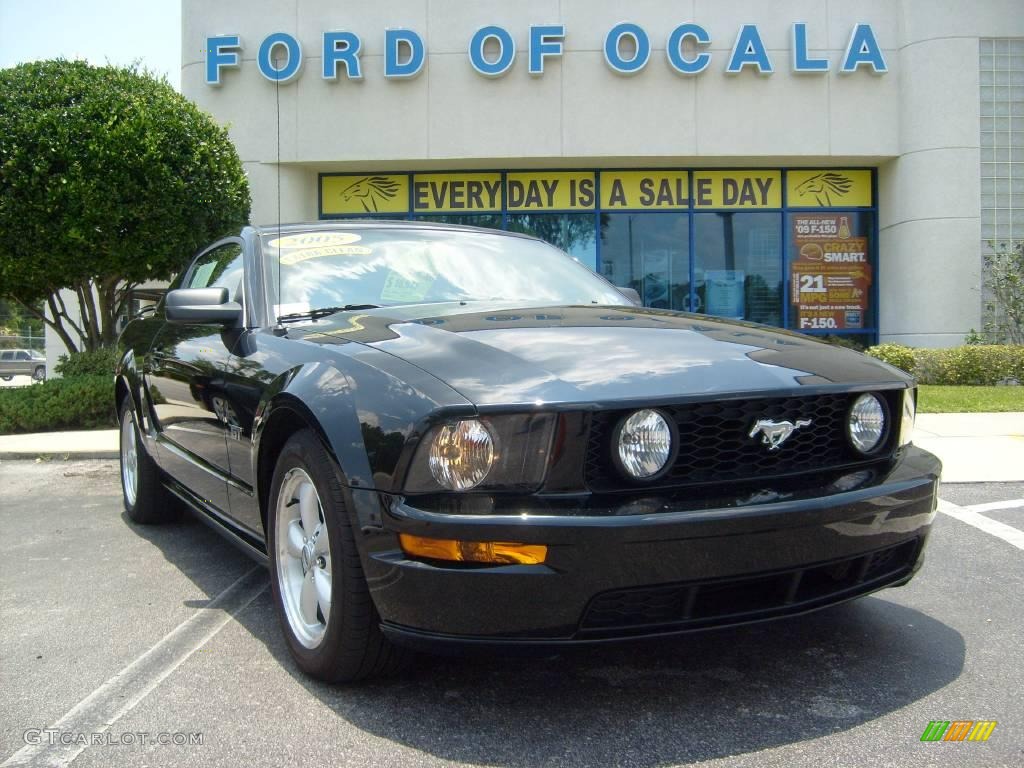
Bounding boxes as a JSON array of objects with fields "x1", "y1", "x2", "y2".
[
  {"x1": 848, "y1": 393, "x2": 886, "y2": 454},
  {"x1": 615, "y1": 409, "x2": 674, "y2": 479},
  {"x1": 399, "y1": 534, "x2": 547, "y2": 565}
]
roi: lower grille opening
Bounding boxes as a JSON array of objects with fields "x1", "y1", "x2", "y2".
[{"x1": 579, "y1": 539, "x2": 920, "y2": 635}]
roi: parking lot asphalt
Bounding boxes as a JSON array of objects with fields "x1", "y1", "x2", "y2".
[{"x1": 1, "y1": 461, "x2": 1022, "y2": 768}]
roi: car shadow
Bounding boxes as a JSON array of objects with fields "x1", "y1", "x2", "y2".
[{"x1": 130, "y1": 513, "x2": 964, "y2": 766}]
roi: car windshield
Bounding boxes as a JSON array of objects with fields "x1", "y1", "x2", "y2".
[{"x1": 261, "y1": 227, "x2": 624, "y2": 317}]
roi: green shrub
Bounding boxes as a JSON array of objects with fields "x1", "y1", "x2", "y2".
[
  {"x1": 867, "y1": 343, "x2": 1024, "y2": 385},
  {"x1": 54, "y1": 347, "x2": 120, "y2": 377},
  {"x1": 917, "y1": 345, "x2": 1024, "y2": 385},
  {"x1": 866, "y1": 343, "x2": 916, "y2": 374},
  {"x1": 0, "y1": 375, "x2": 115, "y2": 434}
]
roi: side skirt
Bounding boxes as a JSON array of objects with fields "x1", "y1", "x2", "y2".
[{"x1": 163, "y1": 479, "x2": 269, "y2": 566}]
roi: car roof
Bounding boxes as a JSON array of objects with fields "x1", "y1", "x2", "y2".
[{"x1": 248, "y1": 219, "x2": 543, "y2": 243}]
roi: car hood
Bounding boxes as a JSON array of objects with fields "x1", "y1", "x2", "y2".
[{"x1": 294, "y1": 303, "x2": 909, "y2": 407}]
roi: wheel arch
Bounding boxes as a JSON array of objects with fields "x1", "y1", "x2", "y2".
[
  {"x1": 114, "y1": 347, "x2": 141, "y2": 423},
  {"x1": 254, "y1": 393, "x2": 359, "y2": 538}
]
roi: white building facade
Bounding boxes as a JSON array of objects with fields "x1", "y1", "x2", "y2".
[{"x1": 179, "y1": 0, "x2": 1024, "y2": 348}]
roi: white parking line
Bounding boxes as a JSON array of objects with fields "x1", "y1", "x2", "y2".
[
  {"x1": 1, "y1": 567, "x2": 267, "y2": 768},
  {"x1": 964, "y1": 498, "x2": 1024, "y2": 515},
  {"x1": 938, "y1": 499, "x2": 1024, "y2": 552}
]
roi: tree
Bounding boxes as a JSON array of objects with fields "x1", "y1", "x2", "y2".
[
  {"x1": 975, "y1": 240, "x2": 1024, "y2": 345},
  {"x1": 0, "y1": 60, "x2": 250, "y2": 352}
]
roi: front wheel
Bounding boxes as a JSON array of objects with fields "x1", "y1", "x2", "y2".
[
  {"x1": 0, "y1": 376, "x2": 11, "y2": 381},
  {"x1": 268, "y1": 429, "x2": 408, "y2": 682},
  {"x1": 32, "y1": 366, "x2": 46, "y2": 382},
  {"x1": 119, "y1": 400, "x2": 177, "y2": 524}
]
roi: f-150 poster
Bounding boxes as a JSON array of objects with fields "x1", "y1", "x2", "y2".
[{"x1": 790, "y1": 214, "x2": 871, "y2": 331}]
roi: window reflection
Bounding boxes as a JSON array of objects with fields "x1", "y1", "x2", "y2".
[
  {"x1": 694, "y1": 213, "x2": 782, "y2": 325},
  {"x1": 506, "y1": 213, "x2": 597, "y2": 270},
  {"x1": 414, "y1": 214, "x2": 503, "y2": 230},
  {"x1": 600, "y1": 214, "x2": 691, "y2": 311},
  {"x1": 262, "y1": 229, "x2": 623, "y2": 313}
]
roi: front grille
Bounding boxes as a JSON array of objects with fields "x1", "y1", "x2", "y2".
[
  {"x1": 579, "y1": 539, "x2": 920, "y2": 635},
  {"x1": 585, "y1": 392, "x2": 896, "y2": 491}
]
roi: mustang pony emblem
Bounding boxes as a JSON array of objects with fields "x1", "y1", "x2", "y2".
[
  {"x1": 340, "y1": 176, "x2": 401, "y2": 212},
  {"x1": 749, "y1": 418, "x2": 813, "y2": 451},
  {"x1": 794, "y1": 172, "x2": 853, "y2": 207}
]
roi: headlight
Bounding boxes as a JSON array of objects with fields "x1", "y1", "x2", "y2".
[
  {"x1": 899, "y1": 388, "x2": 916, "y2": 447},
  {"x1": 614, "y1": 409, "x2": 674, "y2": 479},
  {"x1": 848, "y1": 393, "x2": 887, "y2": 454},
  {"x1": 404, "y1": 414, "x2": 556, "y2": 493},
  {"x1": 427, "y1": 420, "x2": 495, "y2": 490}
]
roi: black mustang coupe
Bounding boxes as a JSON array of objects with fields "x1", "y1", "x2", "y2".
[{"x1": 115, "y1": 221, "x2": 940, "y2": 681}]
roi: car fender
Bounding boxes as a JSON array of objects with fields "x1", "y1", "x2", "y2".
[{"x1": 252, "y1": 361, "x2": 374, "y2": 523}]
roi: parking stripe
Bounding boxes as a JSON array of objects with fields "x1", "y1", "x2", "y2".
[
  {"x1": 964, "y1": 498, "x2": 1024, "y2": 514},
  {"x1": 939, "y1": 500, "x2": 1024, "y2": 552},
  {"x1": 1, "y1": 567, "x2": 267, "y2": 768}
]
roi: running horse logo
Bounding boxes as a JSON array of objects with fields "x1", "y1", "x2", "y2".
[
  {"x1": 339, "y1": 176, "x2": 401, "y2": 213},
  {"x1": 749, "y1": 418, "x2": 813, "y2": 451},
  {"x1": 794, "y1": 172, "x2": 853, "y2": 206}
]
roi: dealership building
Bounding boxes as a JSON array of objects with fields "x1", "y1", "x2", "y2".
[{"x1": 179, "y1": 0, "x2": 1024, "y2": 348}]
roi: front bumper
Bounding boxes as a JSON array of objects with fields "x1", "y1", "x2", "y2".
[{"x1": 354, "y1": 446, "x2": 940, "y2": 649}]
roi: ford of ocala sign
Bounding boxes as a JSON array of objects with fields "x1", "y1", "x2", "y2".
[{"x1": 204, "y1": 22, "x2": 888, "y2": 85}]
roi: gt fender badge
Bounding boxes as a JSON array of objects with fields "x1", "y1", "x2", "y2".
[{"x1": 749, "y1": 418, "x2": 812, "y2": 451}]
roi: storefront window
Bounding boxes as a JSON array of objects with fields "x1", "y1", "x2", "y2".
[
  {"x1": 414, "y1": 213, "x2": 503, "y2": 230},
  {"x1": 320, "y1": 169, "x2": 879, "y2": 342},
  {"x1": 694, "y1": 212, "x2": 782, "y2": 325},
  {"x1": 599, "y1": 213, "x2": 691, "y2": 310},
  {"x1": 787, "y1": 211, "x2": 875, "y2": 334},
  {"x1": 506, "y1": 213, "x2": 597, "y2": 269}
]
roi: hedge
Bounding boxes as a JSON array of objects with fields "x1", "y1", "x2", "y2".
[
  {"x1": 54, "y1": 347, "x2": 120, "y2": 377},
  {"x1": 0, "y1": 374, "x2": 116, "y2": 434},
  {"x1": 866, "y1": 344, "x2": 1024, "y2": 386}
]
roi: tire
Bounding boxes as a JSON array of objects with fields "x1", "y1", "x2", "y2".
[
  {"x1": 268, "y1": 429, "x2": 408, "y2": 682},
  {"x1": 0, "y1": 376, "x2": 11, "y2": 381},
  {"x1": 32, "y1": 366, "x2": 46, "y2": 382},
  {"x1": 119, "y1": 399, "x2": 177, "y2": 524}
]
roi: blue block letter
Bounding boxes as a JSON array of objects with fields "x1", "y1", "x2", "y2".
[
  {"x1": 385, "y1": 29, "x2": 425, "y2": 79},
  {"x1": 726, "y1": 24, "x2": 773, "y2": 74},
  {"x1": 604, "y1": 23, "x2": 650, "y2": 75},
  {"x1": 842, "y1": 24, "x2": 888, "y2": 74},
  {"x1": 666, "y1": 23, "x2": 711, "y2": 75},
  {"x1": 323, "y1": 32, "x2": 362, "y2": 80},
  {"x1": 206, "y1": 35, "x2": 241, "y2": 85},
  {"x1": 792, "y1": 23, "x2": 829, "y2": 73},
  {"x1": 469, "y1": 26, "x2": 516, "y2": 77},
  {"x1": 529, "y1": 25, "x2": 565, "y2": 75},
  {"x1": 258, "y1": 32, "x2": 302, "y2": 83}
]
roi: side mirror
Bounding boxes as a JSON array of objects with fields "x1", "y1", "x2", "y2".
[
  {"x1": 165, "y1": 288, "x2": 242, "y2": 325},
  {"x1": 616, "y1": 286, "x2": 642, "y2": 306}
]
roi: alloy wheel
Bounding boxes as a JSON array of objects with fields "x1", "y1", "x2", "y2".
[{"x1": 275, "y1": 468, "x2": 332, "y2": 649}]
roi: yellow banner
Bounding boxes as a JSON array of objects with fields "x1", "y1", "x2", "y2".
[
  {"x1": 599, "y1": 171, "x2": 690, "y2": 209},
  {"x1": 412, "y1": 173, "x2": 502, "y2": 213},
  {"x1": 692, "y1": 171, "x2": 782, "y2": 209},
  {"x1": 506, "y1": 172, "x2": 596, "y2": 210},
  {"x1": 787, "y1": 170, "x2": 873, "y2": 207},
  {"x1": 321, "y1": 174, "x2": 409, "y2": 215}
]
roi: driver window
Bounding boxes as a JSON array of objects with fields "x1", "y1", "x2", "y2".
[{"x1": 186, "y1": 243, "x2": 245, "y2": 300}]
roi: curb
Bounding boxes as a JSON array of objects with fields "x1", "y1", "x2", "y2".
[{"x1": 0, "y1": 451, "x2": 119, "y2": 461}]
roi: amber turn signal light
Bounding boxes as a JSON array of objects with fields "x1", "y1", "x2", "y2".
[{"x1": 399, "y1": 534, "x2": 547, "y2": 565}]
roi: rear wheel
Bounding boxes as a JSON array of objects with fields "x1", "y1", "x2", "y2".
[
  {"x1": 32, "y1": 366, "x2": 46, "y2": 382},
  {"x1": 119, "y1": 400, "x2": 177, "y2": 524},
  {"x1": 268, "y1": 429, "x2": 408, "y2": 682},
  {"x1": 0, "y1": 376, "x2": 11, "y2": 381}
]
